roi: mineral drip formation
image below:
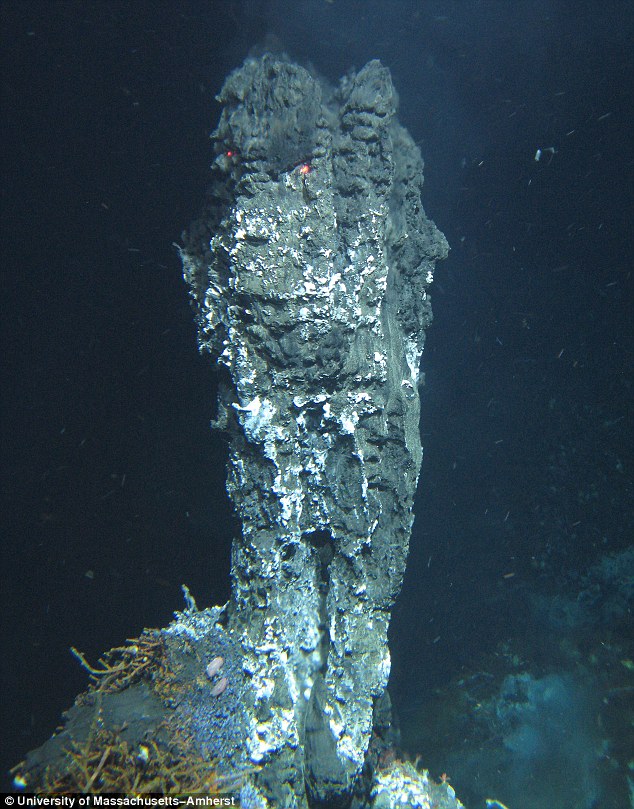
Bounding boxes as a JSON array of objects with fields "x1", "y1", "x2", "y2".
[{"x1": 180, "y1": 54, "x2": 448, "y2": 807}]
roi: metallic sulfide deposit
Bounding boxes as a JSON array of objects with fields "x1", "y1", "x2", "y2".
[
  {"x1": 14, "y1": 54, "x2": 453, "y2": 809},
  {"x1": 179, "y1": 54, "x2": 449, "y2": 806}
]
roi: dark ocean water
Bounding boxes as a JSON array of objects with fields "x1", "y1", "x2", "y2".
[{"x1": 2, "y1": 2, "x2": 632, "y2": 805}]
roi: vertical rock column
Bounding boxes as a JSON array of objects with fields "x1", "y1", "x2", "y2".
[{"x1": 180, "y1": 55, "x2": 448, "y2": 806}]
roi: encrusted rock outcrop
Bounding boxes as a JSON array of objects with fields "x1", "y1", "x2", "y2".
[{"x1": 179, "y1": 54, "x2": 448, "y2": 807}]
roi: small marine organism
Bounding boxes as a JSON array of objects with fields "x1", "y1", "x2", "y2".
[
  {"x1": 210, "y1": 676, "x2": 228, "y2": 697},
  {"x1": 206, "y1": 656, "x2": 224, "y2": 679}
]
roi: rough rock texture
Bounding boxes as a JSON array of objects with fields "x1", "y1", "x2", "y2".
[
  {"x1": 180, "y1": 54, "x2": 448, "y2": 807},
  {"x1": 371, "y1": 762, "x2": 465, "y2": 809}
]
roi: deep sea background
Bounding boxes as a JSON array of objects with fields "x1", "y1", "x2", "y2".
[{"x1": 1, "y1": 1, "x2": 632, "y2": 804}]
